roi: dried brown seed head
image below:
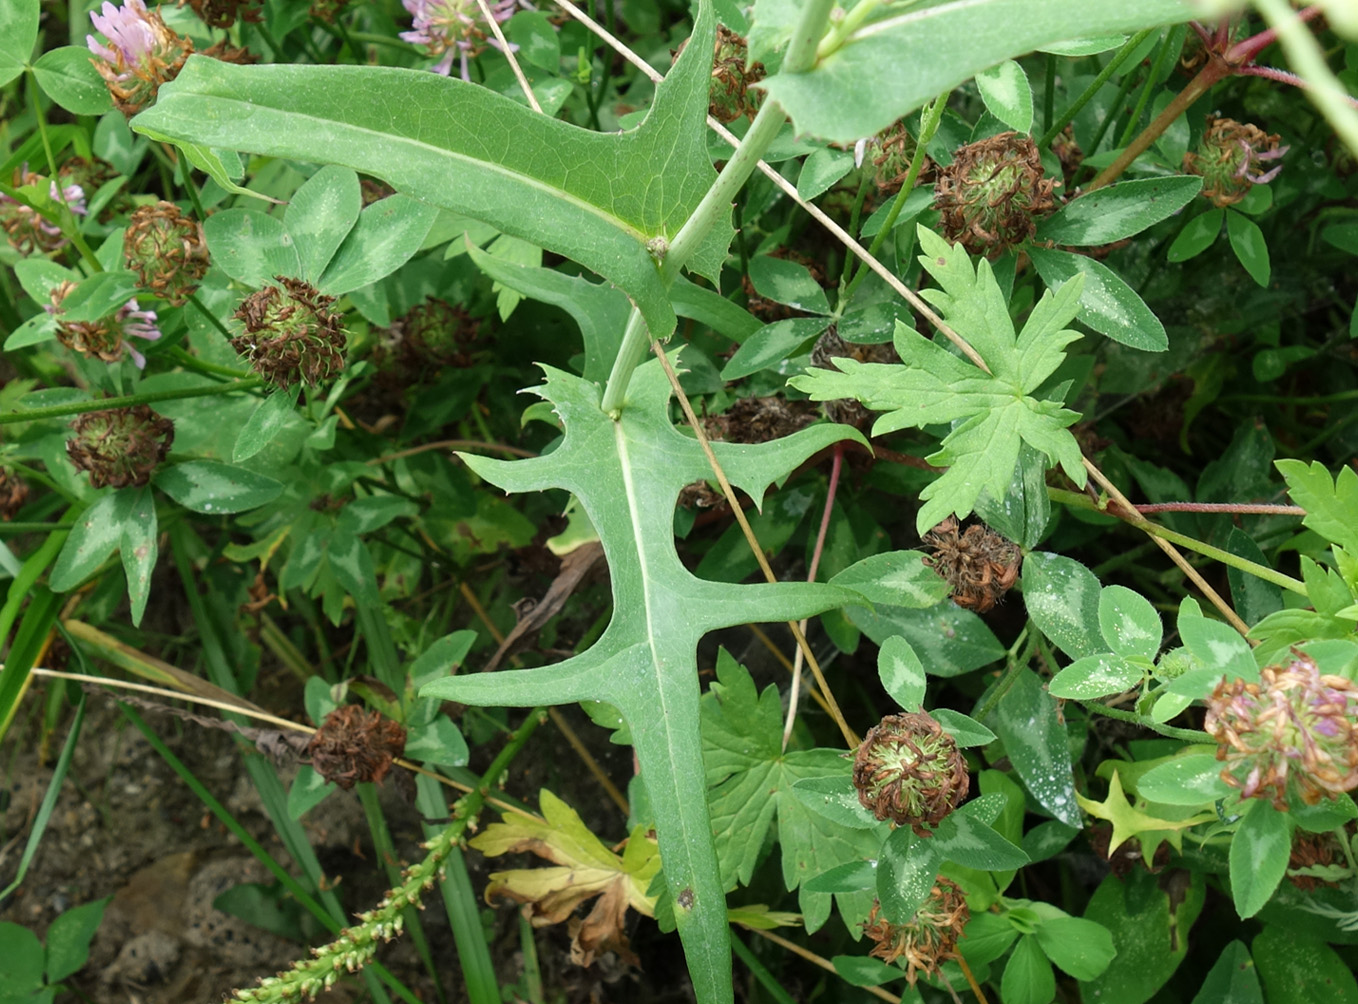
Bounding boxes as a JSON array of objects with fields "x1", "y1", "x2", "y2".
[
  {"x1": 231, "y1": 277, "x2": 347, "y2": 388},
  {"x1": 853, "y1": 711, "x2": 970, "y2": 836},
  {"x1": 66, "y1": 405, "x2": 174, "y2": 489},
  {"x1": 934, "y1": 131, "x2": 1057, "y2": 258},
  {"x1": 862, "y1": 880, "x2": 970, "y2": 985},
  {"x1": 923, "y1": 517, "x2": 1022, "y2": 613},
  {"x1": 307, "y1": 706, "x2": 407, "y2": 790}
]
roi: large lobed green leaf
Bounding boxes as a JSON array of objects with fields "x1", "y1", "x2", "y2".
[
  {"x1": 754, "y1": 0, "x2": 1197, "y2": 142},
  {"x1": 702, "y1": 651, "x2": 879, "y2": 934},
  {"x1": 131, "y1": 1, "x2": 729, "y2": 343},
  {"x1": 422, "y1": 356, "x2": 865, "y2": 1004},
  {"x1": 791, "y1": 228, "x2": 1086, "y2": 534}
]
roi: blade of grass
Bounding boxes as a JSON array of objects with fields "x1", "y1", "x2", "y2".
[
  {"x1": 416, "y1": 772, "x2": 503, "y2": 1004},
  {"x1": 168, "y1": 523, "x2": 397, "y2": 1004},
  {"x1": 0, "y1": 693, "x2": 86, "y2": 903},
  {"x1": 0, "y1": 584, "x2": 61, "y2": 742}
]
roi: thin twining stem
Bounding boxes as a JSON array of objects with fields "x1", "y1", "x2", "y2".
[
  {"x1": 1049, "y1": 488, "x2": 1307, "y2": 596},
  {"x1": 1082, "y1": 459, "x2": 1252, "y2": 636},
  {"x1": 651, "y1": 339, "x2": 860, "y2": 749},
  {"x1": 748, "y1": 927, "x2": 903, "y2": 1004},
  {"x1": 1133, "y1": 501, "x2": 1306, "y2": 516},
  {"x1": 26, "y1": 667, "x2": 539, "y2": 819}
]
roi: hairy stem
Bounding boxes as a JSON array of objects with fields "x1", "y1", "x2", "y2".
[
  {"x1": 1082, "y1": 702, "x2": 1211, "y2": 743},
  {"x1": 1048, "y1": 488, "x2": 1307, "y2": 597},
  {"x1": 0, "y1": 378, "x2": 264, "y2": 425}
]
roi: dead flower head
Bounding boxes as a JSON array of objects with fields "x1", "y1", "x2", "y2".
[
  {"x1": 853, "y1": 712, "x2": 970, "y2": 836},
  {"x1": 923, "y1": 516, "x2": 1022, "y2": 613},
  {"x1": 1204, "y1": 654, "x2": 1358, "y2": 809},
  {"x1": 67, "y1": 405, "x2": 174, "y2": 489},
  {"x1": 862, "y1": 880, "x2": 970, "y2": 985},
  {"x1": 231, "y1": 276, "x2": 347, "y2": 389},
  {"x1": 123, "y1": 201, "x2": 210, "y2": 306},
  {"x1": 307, "y1": 706, "x2": 407, "y2": 790},
  {"x1": 934, "y1": 131, "x2": 1057, "y2": 257}
]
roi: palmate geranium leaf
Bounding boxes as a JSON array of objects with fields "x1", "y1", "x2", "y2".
[
  {"x1": 702, "y1": 651, "x2": 879, "y2": 934},
  {"x1": 791, "y1": 228, "x2": 1086, "y2": 534},
  {"x1": 422, "y1": 357, "x2": 865, "y2": 1004},
  {"x1": 130, "y1": 2, "x2": 727, "y2": 344}
]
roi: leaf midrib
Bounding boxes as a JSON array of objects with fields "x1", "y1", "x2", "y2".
[{"x1": 166, "y1": 94, "x2": 647, "y2": 243}]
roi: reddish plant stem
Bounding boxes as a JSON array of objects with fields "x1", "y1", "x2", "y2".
[
  {"x1": 1086, "y1": 57, "x2": 1228, "y2": 191},
  {"x1": 1133, "y1": 501, "x2": 1306, "y2": 516},
  {"x1": 1087, "y1": 6, "x2": 1325, "y2": 192}
]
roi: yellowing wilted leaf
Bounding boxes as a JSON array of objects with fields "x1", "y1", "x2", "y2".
[{"x1": 469, "y1": 789, "x2": 660, "y2": 966}]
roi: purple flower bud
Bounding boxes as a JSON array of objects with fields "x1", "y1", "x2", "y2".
[
  {"x1": 86, "y1": 0, "x2": 193, "y2": 116},
  {"x1": 401, "y1": 0, "x2": 529, "y2": 80}
]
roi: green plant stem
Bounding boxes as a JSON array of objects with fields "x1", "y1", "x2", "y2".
[
  {"x1": 179, "y1": 152, "x2": 207, "y2": 221},
  {"x1": 600, "y1": 0, "x2": 838, "y2": 415},
  {"x1": 1048, "y1": 487, "x2": 1307, "y2": 596},
  {"x1": 731, "y1": 934, "x2": 797, "y2": 1004},
  {"x1": 1085, "y1": 54, "x2": 1227, "y2": 191},
  {"x1": 835, "y1": 173, "x2": 873, "y2": 290},
  {"x1": 971, "y1": 627, "x2": 1036, "y2": 723},
  {"x1": 1139, "y1": 520, "x2": 1306, "y2": 596},
  {"x1": 1043, "y1": 55, "x2": 1055, "y2": 136},
  {"x1": 600, "y1": 99, "x2": 787, "y2": 415},
  {"x1": 517, "y1": 912, "x2": 545, "y2": 1004},
  {"x1": 26, "y1": 74, "x2": 100, "y2": 272},
  {"x1": 1254, "y1": 0, "x2": 1358, "y2": 156},
  {"x1": 840, "y1": 90, "x2": 947, "y2": 306},
  {"x1": 1082, "y1": 702, "x2": 1211, "y2": 743},
  {"x1": 1116, "y1": 30, "x2": 1177, "y2": 149},
  {"x1": 815, "y1": 0, "x2": 883, "y2": 61},
  {"x1": 1036, "y1": 30, "x2": 1153, "y2": 151},
  {"x1": 0, "y1": 378, "x2": 263, "y2": 425},
  {"x1": 164, "y1": 345, "x2": 251, "y2": 379},
  {"x1": 1085, "y1": 50, "x2": 1143, "y2": 157}
]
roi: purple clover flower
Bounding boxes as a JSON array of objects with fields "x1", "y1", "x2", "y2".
[
  {"x1": 86, "y1": 0, "x2": 192, "y2": 116},
  {"x1": 1205, "y1": 654, "x2": 1358, "y2": 809},
  {"x1": 401, "y1": 0, "x2": 529, "y2": 81},
  {"x1": 117, "y1": 299, "x2": 162, "y2": 369},
  {"x1": 0, "y1": 168, "x2": 87, "y2": 254},
  {"x1": 47, "y1": 280, "x2": 161, "y2": 370},
  {"x1": 87, "y1": 0, "x2": 158, "y2": 71}
]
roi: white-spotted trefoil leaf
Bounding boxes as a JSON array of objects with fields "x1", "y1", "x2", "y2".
[{"x1": 792, "y1": 227, "x2": 1087, "y2": 535}]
